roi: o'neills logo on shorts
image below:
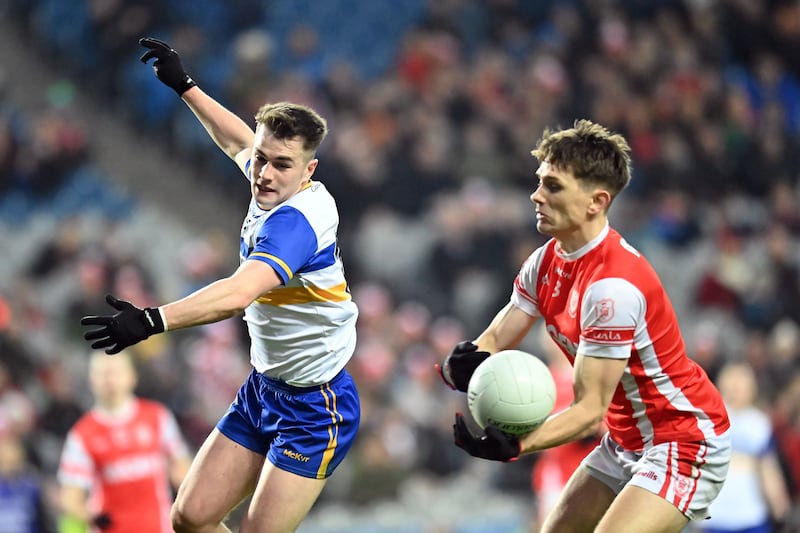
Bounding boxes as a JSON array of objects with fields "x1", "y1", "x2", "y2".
[
  {"x1": 282, "y1": 449, "x2": 311, "y2": 462},
  {"x1": 636, "y1": 471, "x2": 658, "y2": 481}
]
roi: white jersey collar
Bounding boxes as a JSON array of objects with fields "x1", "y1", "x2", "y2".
[
  {"x1": 555, "y1": 223, "x2": 610, "y2": 261},
  {"x1": 92, "y1": 397, "x2": 138, "y2": 425}
]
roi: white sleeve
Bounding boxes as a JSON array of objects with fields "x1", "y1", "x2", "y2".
[
  {"x1": 510, "y1": 246, "x2": 546, "y2": 317},
  {"x1": 57, "y1": 430, "x2": 95, "y2": 490},
  {"x1": 158, "y1": 407, "x2": 190, "y2": 460},
  {"x1": 578, "y1": 277, "x2": 643, "y2": 359}
]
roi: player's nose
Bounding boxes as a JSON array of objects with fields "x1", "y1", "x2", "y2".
[
  {"x1": 257, "y1": 164, "x2": 272, "y2": 181},
  {"x1": 530, "y1": 183, "x2": 547, "y2": 204}
]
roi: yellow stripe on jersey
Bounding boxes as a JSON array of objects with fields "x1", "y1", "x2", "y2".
[
  {"x1": 255, "y1": 282, "x2": 350, "y2": 305},
  {"x1": 249, "y1": 252, "x2": 293, "y2": 280},
  {"x1": 317, "y1": 383, "x2": 342, "y2": 479}
]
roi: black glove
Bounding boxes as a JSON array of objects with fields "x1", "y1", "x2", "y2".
[
  {"x1": 139, "y1": 37, "x2": 197, "y2": 96},
  {"x1": 92, "y1": 512, "x2": 113, "y2": 530},
  {"x1": 81, "y1": 294, "x2": 165, "y2": 355},
  {"x1": 453, "y1": 413, "x2": 520, "y2": 462},
  {"x1": 435, "y1": 341, "x2": 490, "y2": 392}
]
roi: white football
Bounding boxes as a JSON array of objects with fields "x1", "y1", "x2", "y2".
[{"x1": 467, "y1": 349, "x2": 556, "y2": 436}]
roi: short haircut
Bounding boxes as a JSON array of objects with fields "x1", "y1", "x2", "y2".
[
  {"x1": 532, "y1": 119, "x2": 632, "y2": 201},
  {"x1": 254, "y1": 102, "x2": 328, "y2": 154}
]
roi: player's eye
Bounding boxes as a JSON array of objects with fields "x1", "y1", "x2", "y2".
[{"x1": 536, "y1": 180, "x2": 560, "y2": 192}]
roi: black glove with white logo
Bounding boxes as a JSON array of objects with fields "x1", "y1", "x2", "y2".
[
  {"x1": 139, "y1": 37, "x2": 197, "y2": 96},
  {"x1": 453, "y1": 413, "x2": 521, "y2": 462},
  {"x1": 81, "y1": 294, "x2": 165, "y2": 354},
  {"x1": 436, "y1": 341, "x2": 490, "y2": 392}
]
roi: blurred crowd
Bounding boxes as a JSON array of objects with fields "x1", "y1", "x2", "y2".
[{"x1": 1, "y1": 0, "x2": 800, "y2": 531}]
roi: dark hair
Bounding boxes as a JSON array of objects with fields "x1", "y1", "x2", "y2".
[
  {"x1": 531, "y1": 119, "x2": 632, "y2": 200},
  {"x1": 254, "y1": 102, "x2": 328, "y2": 153}
]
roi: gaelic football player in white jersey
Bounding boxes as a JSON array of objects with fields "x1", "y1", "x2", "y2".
[
  {"x1": 80, "y1": 38, "x2": 360, "y2": 533},
  {"x1": 438, "y1": 120, "x2": 731, "y2": 533}
]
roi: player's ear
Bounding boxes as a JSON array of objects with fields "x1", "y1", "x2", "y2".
[
  {"x1": 589, "y1": 189, "x2": 611, "y2": 215},
  {"x1": 305, "y1": 157, "x2": 319, "y2": 179}
]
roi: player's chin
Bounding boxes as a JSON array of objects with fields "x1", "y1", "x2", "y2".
[
  {"x1": 253, "y1": 191, "x2": 278, "y2": 210},
  {"x1": 535, "y1": 220, "x2": 554, "y2": 234}
]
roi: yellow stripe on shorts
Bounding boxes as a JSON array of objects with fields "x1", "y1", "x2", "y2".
[{"x1": 316, "y1": 383, "x2": 342, "y2": 479}]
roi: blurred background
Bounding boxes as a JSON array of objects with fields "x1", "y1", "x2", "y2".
[{"x1": 0, "y1": 0, "x2": 799, "y2": 532}]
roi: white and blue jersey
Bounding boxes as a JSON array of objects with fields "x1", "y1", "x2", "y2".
[
  {"x1": 239, "y1": 177, "x2": 358, "y2": 386},
  {"x1": 217, "y1": 167, "x2": 360, "y2": 480}
]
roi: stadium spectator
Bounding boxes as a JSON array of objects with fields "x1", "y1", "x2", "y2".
[
  {"x1": 57, "y1": 351, "x2": 191, "y2": 533},
  {"x1": 698, "y1": 361, "x2": 790, "y2": 533},
  {"x1": 0, "y1": 361, "x2": 37, "y2": 438},
  {"x1": 439, "y1": 120, "x2": 731, "y2": 533},
  {"x1": 773, "y1": 372, "x2": 800, "y2": 511},
  {"x1": 0, "y1": 429, "x2": 56, "y2": 533}
]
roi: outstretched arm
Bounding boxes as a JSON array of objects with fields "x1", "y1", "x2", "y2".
[
  {"x1": 139, "y1": 37, "x2": 254, "y2": 173},
  {"x1": 160, "y1": 259, "x2": 280, "y2": 329},
  {"x1": 81, "y1": 260, "x2": 281, "y2": 354}
]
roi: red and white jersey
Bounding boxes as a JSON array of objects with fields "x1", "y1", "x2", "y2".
[
  {"x1": 511, "y1": 225, "x2": 729, "y2": 451},
  {"x1": 58, "y1": 398, "x2": 189, "y2": 533}
]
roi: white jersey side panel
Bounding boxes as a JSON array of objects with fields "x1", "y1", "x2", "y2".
[{"x1": 239, "y1": 181, "x2": 358, "y2": 386}]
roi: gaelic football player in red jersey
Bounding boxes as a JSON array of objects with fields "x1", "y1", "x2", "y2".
[
  {"x1": 437, "y1": 120, "x2": 731, "y2": 533},
  {"x1": 58, "y1": 351, "x2": 191, "y2": 533}
]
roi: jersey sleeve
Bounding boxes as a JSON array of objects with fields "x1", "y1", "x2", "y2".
[
  {"x1": 157, "y1": 405, "x2": 190, "y2": 460},
  {"x1": 57, "y1": 430, "x2": 95, "y2": 490},
  {"x1": 247, "y1": 206, "x2": 318, "y2": 284},
  {"x1": 578, "y1": 277, "x2": 643, "y2": 359},
  {"x1": 510, "y1": 246, "x2": 545, "y2": 317}
]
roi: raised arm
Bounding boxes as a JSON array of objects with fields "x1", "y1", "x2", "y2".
[
  {"x1": 181, "y1": 86, "x2": 254, "y2": 167},
  {"x1": 139, "y1": 37, "x2": 254, "y2": 172}
]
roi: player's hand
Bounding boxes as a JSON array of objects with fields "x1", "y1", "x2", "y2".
[
  {"x1": 453, "y1": 413, "x2": 520, "y2": 462},
  {"x1": 139, "y1": 37, "x2": 197, "y2": 96},
  {"x1": 81, "y1": 294, "x2": 165, "y2": 355},
  {"x1": 435, "y1": 341, "x2": 490, "y2": 392},
  {"x1": 92, "y1": 512, "x2": 113, "y2": 530}
]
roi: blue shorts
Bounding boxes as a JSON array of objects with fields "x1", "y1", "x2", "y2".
[
  {"x1": 698, "y1": 524, "x2": 772, "y2": 533},
  {"x1": 216, "y1": 368, "x2": 360, "y2": 479}
]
